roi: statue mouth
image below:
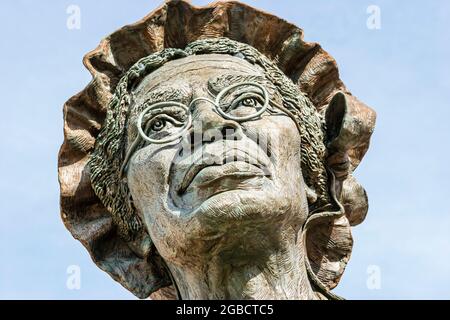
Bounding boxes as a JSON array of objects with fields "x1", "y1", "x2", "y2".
[{"x1": 176, "y1": 148, "x2": 271, "y2": 195}]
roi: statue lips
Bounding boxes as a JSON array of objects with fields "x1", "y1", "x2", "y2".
[
  {"x1": 183, "y1": 161, "x2": 267, "y2": 194},
  {"x1": 177, "y1": 148, "x2": 271, "y2": 196}
]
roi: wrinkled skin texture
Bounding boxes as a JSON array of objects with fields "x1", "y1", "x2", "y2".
[{"x1": 126, "y1": 55, "x2": 316, "y2": 299}]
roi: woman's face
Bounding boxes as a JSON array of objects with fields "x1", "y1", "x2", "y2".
[{"x1": 126, "y1": 54, "x2": 309, "y2": 265}]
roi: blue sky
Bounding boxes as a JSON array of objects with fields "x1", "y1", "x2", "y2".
[{"x1": 0, "y1": 0, "x2": 449, "y2": 299}]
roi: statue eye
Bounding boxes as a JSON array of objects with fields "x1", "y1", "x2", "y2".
[
  {"x1": 136, "y1": 102, "x2": 191, "y2": 144},
  {"x1": 228, "y1": 94, "x2": 263, "y2": 112},
  {"x1": 143, "y1": 112, "x2": 187, "y2": 138},
  {"x1": 151, "y1": 119, "x2": 166, "y2": 132},
  {"x1": 241, "y1": 98, "x2": 257, "y2": 107}
]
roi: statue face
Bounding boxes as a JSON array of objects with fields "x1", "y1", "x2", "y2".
[{"x1": 126, "y1": 54, "x2": 309, "y2": 264}]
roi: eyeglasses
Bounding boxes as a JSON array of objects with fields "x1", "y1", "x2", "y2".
[
  {"x1": 120, "y1": 81, "x2": 298, "y2": 176},
  {"x1": 136, "y1": 82, "x2": 269, "y2": 144}
]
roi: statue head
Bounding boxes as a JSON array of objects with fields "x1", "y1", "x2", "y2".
[{"x1": 59, "y1": 1, "x2": 375, "y2": 300}]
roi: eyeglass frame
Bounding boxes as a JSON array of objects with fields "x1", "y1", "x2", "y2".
[
  {"x1": 136, "y1": 82, "x2": 269, "y2": 144},
  {"x1": 121, "y1": 81, "x2": 300, "y2": 177}
]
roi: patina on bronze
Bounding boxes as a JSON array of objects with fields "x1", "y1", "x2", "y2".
[{"x1": 58, "y1": 0, "x2": 376, "y2": 300}]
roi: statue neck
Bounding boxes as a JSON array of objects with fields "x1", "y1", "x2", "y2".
[{"x1": 166, "y1": 227, "x2": 319, "y2": 300}]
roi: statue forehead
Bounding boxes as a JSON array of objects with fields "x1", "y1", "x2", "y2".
[{"x1": 133, "y1": 54, "x2": 264, "y2": 96}]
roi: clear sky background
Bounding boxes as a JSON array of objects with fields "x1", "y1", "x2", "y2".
[{"x1": 0, "y1": 0, "x2": 449, "y2": 299}]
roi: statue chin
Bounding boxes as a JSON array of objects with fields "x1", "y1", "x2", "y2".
[
  {"x1": 194, "y1": 185, "x2": 298, "y2": 218},
  {"x1": 147, "y1": 183, "x2": 303, "y2": 246},
  {"x1": 178, "y1": 188, "x2": 299, "y2": 241}
]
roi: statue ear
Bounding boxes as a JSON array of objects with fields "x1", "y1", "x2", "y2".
[
  {"x1": 325, "y1": 91, "x2": 347, "y2": 146},
  {"x1": 324, "y1": 92, "x2": 351, "y2": 200},
  {"x1": 322, "y1": 92, "x2": 372, "y2": 226}
]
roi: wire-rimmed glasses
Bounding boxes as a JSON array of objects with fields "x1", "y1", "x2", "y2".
[
  {"x1": 136, "y1": 82, "x2": 269, "y2": 144},
  {"x1": 121, "y1": 82, "x2": 272, "y2": 176}
]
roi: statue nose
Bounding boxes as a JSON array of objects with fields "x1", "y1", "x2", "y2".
[{"x1": 190, "y1": 101, "x2": 243, "y2": 144}]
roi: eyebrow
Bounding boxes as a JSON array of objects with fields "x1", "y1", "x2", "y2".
[
  {"x1": 134, "y1": 85, "x2": 192, "y2": 113},
  {"x1": 208, "y1": 74, "x2": 267, "y2": 93}
]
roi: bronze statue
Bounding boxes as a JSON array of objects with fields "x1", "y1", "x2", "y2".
[{"x1": 58, "y1": 0, "x2": 376, "y2": 300}]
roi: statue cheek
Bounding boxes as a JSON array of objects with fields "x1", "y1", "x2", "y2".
[
  {"x1": 261, "y1": 117, "x2": 301, "y2": 167},
  {"x1": 127, "y1": 147, "x2": 176, "y2": 211}
]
